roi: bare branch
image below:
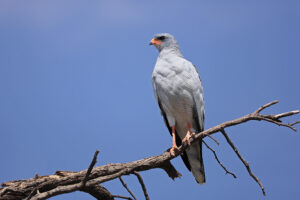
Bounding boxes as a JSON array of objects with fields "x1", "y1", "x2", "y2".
[
  {"x1": 202, "y1": 140, "x2": 236, "y2": 178},
  {"x1": 119, "y1": 177, "x2": 137, "y2": 200},
  {"x1": 133, "y1": 172, "x2": 150, "y2": 200},
  {"x1": 290, "y1": 121, "x2": 300, "y2": 126},
  {"x1": 207, "y1": 135, "x2": 220, "y2": 146},
  {"x1": 220, "y1": 129, "x2": 265, "y2": 196},
  {"x1": 259, "y1": 116, "x2": 297, "y2": 131},
  {"x1": 24, "y1": 174, "x2": 39, "y2": 200},
  {"x1": 112, "y1": 194, "x2": 133, "y2": 200},
  {"x1": 158, "y1": 160, "x2": 182, "y2": 180},
  {"x1": 0, "y1": 101, "x2": 298, "y2": 199},
  {"x1": 274, "y1": 110, "x2": 300, "y2": 119},
  {"x1": 80, "y1": 185, "x2": 114, "y2": 200},
  {"x1": 82, "y1": 150, "x2": 99, "y2": 187},
  {"x1": 255, "y1": 100, "x2": 279, "y2": 114},
  {"x1": 25, "y1": 188, "x2": 37, "y2": 200}
]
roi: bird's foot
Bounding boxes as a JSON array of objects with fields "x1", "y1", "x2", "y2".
[
  {"x1": 182, "y1": 131, "x2": 192, "y2": 146},
  {"x1": 170, "y1": 145, "x2": 178, "y2": 157}
]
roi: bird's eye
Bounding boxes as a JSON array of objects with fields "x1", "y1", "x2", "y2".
[{"x1": 156, "y1": 36, "x2": 166, "y2": 41}]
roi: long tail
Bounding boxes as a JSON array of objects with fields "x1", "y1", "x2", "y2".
[{"x1": 185, "y1": 140, "x2": 205, "y2": 184}]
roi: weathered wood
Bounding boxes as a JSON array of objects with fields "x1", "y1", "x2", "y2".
[{"x1": 0, "y1": 101, "x2": 298, "y2": 200}]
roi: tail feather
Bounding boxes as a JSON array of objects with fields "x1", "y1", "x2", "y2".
[{"x1": 186, "y1": 140, "x2": 205, "y2": 184}]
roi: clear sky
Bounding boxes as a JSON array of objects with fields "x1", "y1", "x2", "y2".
[{"x1": 0, "y1": 0, "x2": 299, "y2": 199}]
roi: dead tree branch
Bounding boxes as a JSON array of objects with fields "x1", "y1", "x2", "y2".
[
  {"x1": 202, "y1": 140, "x2": 236, "y2": 178},
  {"x1": 112, "y1": 194, "x2": 132, "y2": 200},
  {"x1": 80, "y1": 185, "x2": 114, "y2": 200},
  {"x1": 133, "y1": 172, "x2": 150, "y2": 200},
  {"x1": 0, "y1": 100, "x2": 298, "y2": 199},
  {"x1": 119, "y1": 177, "x2": 137, "y2": 200},
  {"x1": 207, "y1": 135, "x2": 220, "y2": 146},
  {"x1": 221, "y1": 129, "x2": 265, "y2": 195},
  {"x1": 290, "y1": 121, "x2": 300, "y2": 126},
  {"x1": 82, "y1": 150, "x2": 99, "y2": 187}
]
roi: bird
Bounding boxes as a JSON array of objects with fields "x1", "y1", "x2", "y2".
[{"x1": 150, "y1": 33, "x2": 205, "y2": 184}]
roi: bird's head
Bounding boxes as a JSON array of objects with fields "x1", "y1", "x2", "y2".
[{"x1": 149, "y1": 33, "x2": 179, "y2": 52}]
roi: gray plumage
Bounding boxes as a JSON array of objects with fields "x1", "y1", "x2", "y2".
[{"x1": 151, "y1": 33, "x2": 205, "y2": 184}]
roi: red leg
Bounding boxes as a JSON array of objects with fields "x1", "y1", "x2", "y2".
[
  {"x1": 182, "y1": 122, "x2": 192, "y2": 146},
  {"x1": 170, "y1": 126, "x2": 178, "y2": 156}
]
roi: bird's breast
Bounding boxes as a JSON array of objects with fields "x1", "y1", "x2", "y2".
[{"x1": 153, "y1": 70, "x2": 194, "y2": 116}]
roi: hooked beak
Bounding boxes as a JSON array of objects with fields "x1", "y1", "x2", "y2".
[{"x1": 149, "y1": 38, "x2": 162, "y2": 46}]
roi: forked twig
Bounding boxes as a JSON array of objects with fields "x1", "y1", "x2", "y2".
[{"x1": 202, "y1": 140, "x2": 236, "y2": 178}]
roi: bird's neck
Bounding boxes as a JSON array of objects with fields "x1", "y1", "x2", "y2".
[{"x1": 159, "y1": 47, "x2": 183, "y2": 58}]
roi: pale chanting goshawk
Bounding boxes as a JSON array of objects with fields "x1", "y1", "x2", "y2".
[{"x1": 150, "y1": 33, "x2": 205, "y2": 184}]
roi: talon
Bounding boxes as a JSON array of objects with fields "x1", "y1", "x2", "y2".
[
  {"x1": 182, "y1": 131, "x2": 192, "y2": 146},
  {"x1": 170, "y1": 146, "x2": 178, "y2": 156}
]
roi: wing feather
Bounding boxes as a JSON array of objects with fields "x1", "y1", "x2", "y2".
[{"x1": 152, "y1": 79, "x2": 191, "y2": 171}]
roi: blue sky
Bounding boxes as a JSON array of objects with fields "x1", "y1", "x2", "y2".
[{"x1": 0, "y1": 0, "x2": 299, "y2": 199}]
